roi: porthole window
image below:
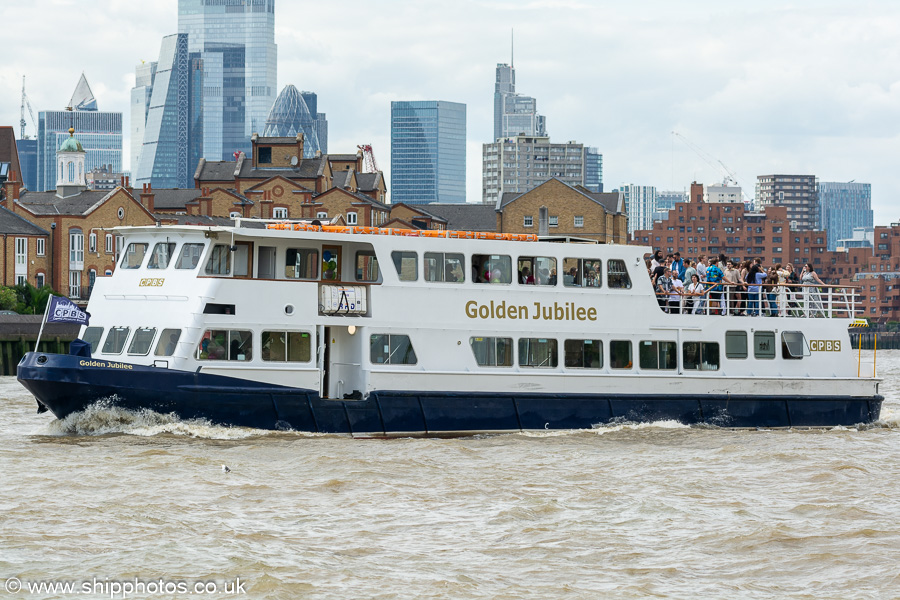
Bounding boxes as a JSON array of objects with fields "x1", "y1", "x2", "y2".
[
  {"x1": 284, "y1": 304, "x2": 294, "y2": 315},
  {"x1": 117, "y1": 207, "x2": 125, "y2": 220}
]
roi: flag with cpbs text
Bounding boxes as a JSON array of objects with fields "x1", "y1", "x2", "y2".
[{"x1": 47, "y1": 296, "x2": 90, "y2": 326}]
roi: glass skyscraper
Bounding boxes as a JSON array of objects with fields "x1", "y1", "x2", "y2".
[
  {"x1": 134, "y1": 34, "x2": 203, "y2": 189},
  {"x1": 36, "y1": 75, "x2": 122, "y2": 192},
  {"x1": 391, "y1": 101, "x2": 466, "y2": 204},
  {"x1": 262, "y1": 85, "x2": 327, "y2": 156},
  {"x1": 178, "y1": 0, "x2": 277, "y2": 161},
  {"x1": 819, "y1": 181, "x2": 873, "y2": 250},
  {"x1": 493, "y1": 62, "x2": 546, "y2": 141},
  {"x1": 583, "y1": 147, "x2": 603, "y2": 193},
  {"x1": 15, "y1": 139, "x2": 37, "y2": 191}
]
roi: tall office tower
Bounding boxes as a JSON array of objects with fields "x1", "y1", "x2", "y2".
[
  {"x1": 818, "y1": 181, "x2": 873, "y2": 251},
  {"x1": 36, "y1": 75, "x2": 122, "y2": 192},
  {"x1": 493, "y1": 62, "x2": 546, "y2": 141},
  {"x1": 482, "y1": 136, "x2": 585, "y2": 206},
  {"x1": 262, "y1": 85, "x2": 327, "y2": 157},
  {"x1": 300, "y1": 91, "x2": 328, "y2": 153},
  {"x1": 755, "y1": 174, "x2": 818, "y2": 231},
  {"x1": 617, "y1": 184, "x2": 658, "y2": 237},
  {"x1": 131, "y1": 61, "x2": 157, "y2": 175},
  {"x1": 134, "y1": 34, "x2": 203, "y2": 189},
  {"x1": 391, "y1": 101, "x2": 466, "y2": 204},
  {"x1": 15, "y1": 139, "x2": 37, "y2": 191},
  {"x1": 178, "y1": 0, "x2": 277, "y2": 161},
  {"x1": 583, "y1": 147, "x2": 603, "y2": 193}
]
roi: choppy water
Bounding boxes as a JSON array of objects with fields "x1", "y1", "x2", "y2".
[{"x1": 1, "y1": 351, "x2": 899, "y2": 600}]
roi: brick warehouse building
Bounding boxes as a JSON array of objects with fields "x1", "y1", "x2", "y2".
[{"x1": 631, "y1": 199, "x2": 828, "y2": 268}]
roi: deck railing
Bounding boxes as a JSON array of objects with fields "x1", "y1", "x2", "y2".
[{"x1": 655, "y1": 283, "x2": 859, "y2": 318}]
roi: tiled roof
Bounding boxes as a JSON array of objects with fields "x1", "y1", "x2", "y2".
[
  {"x1": 356, "y1": 172, "x2": 382, "y2": 191},
  {"x1": 0, "y1": 204, "x2": 49, "y2": 235},
  {"x1": 16, "y1": 190, "x2": 112, "y2": 216},
  {"x1": 331, "y1": 170, "x2": 351, "y2": 188},
  {"x1": 149, "y1": 188, "x2": 203, "y2": 210},
  {"x1": 256, "y1": 137, "x2": 298, "y2": 145},
  {"x1": 420, "y1": 203, "x2": 497, "y2": 232},
  {"x1": 194, "y1": 159, "x2": 238, "y2": 182},
  {"x1": 327, "y1": 154, "x2": 358, "y2": 162},
  {"x1": 314, "y1": 187, "x2": 390, "y2": 211},
  {"x1": 238, "y1": 157, "x2": 324, "y2": 179}
]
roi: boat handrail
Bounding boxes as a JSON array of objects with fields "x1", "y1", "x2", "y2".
[
  {"x1": 654, "y1": 282, "x2": 862, "y2": 318},
  {"x1": 266, "y1": 222, "x2": 539, "y2": 242}
]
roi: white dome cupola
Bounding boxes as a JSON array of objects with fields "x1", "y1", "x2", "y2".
[{"x1": 56, "y1": 127, "x2": 87, "y2": 198}]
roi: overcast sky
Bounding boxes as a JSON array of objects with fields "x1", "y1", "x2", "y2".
[{"x1": 2, "y1": 0, "x2": 899, "y2": 224}]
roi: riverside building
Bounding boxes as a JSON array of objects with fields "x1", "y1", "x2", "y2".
[{"x1": 482, "y1": 136, "x2": 587, "y2": 206}]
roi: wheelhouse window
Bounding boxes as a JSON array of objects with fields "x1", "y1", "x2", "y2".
[
  {"x1": 639, "y1": 340, "x2": 677, "y2": 370},
  {"x1": 370, "y1": 334, "x2": 417, "y2": 365},
  {"x1": 174, "y1": 243, "x2": 204, "y2": 269},
  {"x1": 754, "y1": 331, "x2": 776, "y2": 359},
  {"x1": 608, "y1": 259, "x2": 632, "y2": 289},
  {"x1": 120, "y1": 243, "x2": 148, "y2": 269},
  {"x1": 356, "y1": 251, "x2": 379, "y2": 282},
  {"x1": 564, "y1": 339, "x2": 602, "y2": 368},
  {"x1": 725, "y1": 331, "x2": 748, "y2": 359},
  {"x1": 101, "y1": 326, "x2": 130, "y2": 354},
  {"x1": 147, "y1": 243, "x2": 176, "y2": 269},
  {"x1": 683, "y1": 342, "x2": 720, "y2": 370},
  {"x1": 562, "y1": 258, "x2": 602, "y2": 288},
  {"x1": 470, "y1": 336, "x2": 513, "y2": 367},
  {"x1": 204, "y1": 244, "x2": 231, "y2": 275},
  {"x1": 82, "y1": 327, "x2": 104, "y2": 353},
  {"x1": 782, "y1": 331, "x2": 809, "y2": 359},
  {"x1": 127, "y1": 327, "x2": 157, "y2": 355},
  {"x1": 391, "y1": 251, "x2": 418, "y2": 281},
  {"x1": 517, "y1": 256, "x2": 556, "y2": 286},
  {"x1": 610, "y1": 340, "x2": 633, "y2": 369},
  {"x1": 473, "y1": 254, "x2": 512, "y2": 284},
  {"x1": 197, "y1": 330, "x2": 252, "y2": 361},
  {"x1": 154, "y1": 329, "x2": 182, "y2": 356},
  {"x1": 425, "y1": 252, "x2": 464, "y2": 283},
  {"x1": 285, "y1": 248, "x2": 318, "y2": 279},
  {"x1": 262, "y1": 331, "x2": 312, "y2": 362},
  {"x1": 518, "y1": 338, "x2": 558, "y2": 368}
]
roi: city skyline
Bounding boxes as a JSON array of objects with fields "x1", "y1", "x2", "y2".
[{"x1": 3, "y1": 0, "x2": 900, "y2": 225}]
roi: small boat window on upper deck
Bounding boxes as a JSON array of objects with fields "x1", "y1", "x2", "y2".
[
  {"x1": 607, "y1": 259, "x2": 632, "y2": 289},
  {"x1": 683, "y1": 342, "x2": 720, "y2": 371},
  {"x1": 517, "y1": 256, "x2": 555, "y2": 285},
  {"x1": 470, "y1": 336, "x2": 513, "y2": 366},
  {"x1": 82, "y1": 326, "x2": 104, "y2": 354},
  {"x1": 562, "y1": 258, "x2": 602, "y2": 288},
  {"x1": 356, "y1": 251, "x2": 379, "y2": 282},
  {"x1": 128, "y1": 327, "x2": 157, "y2": 355},
  {"x1": 121, "y1": 243, "x2": 148, "y2": 269},
  {"x1": 473, "y1": 254, "x2": 512, "y2": 284},
  {"x1": 285, "y1": 248, "x2": 318, "y2": 279},
  {"x1": 518, "y1": 338, "x2": 558, "y2": 368},
  {"x1": 425, "y1": 252, "x2": 464, "y2": 283},
  {"x1": 147, "y1": 243, "x2": 176, "y2": 269},
  {"x1": 204, "y1": 244, "x2": 231, "y2": 276},
  {"x1": 175, "y1": 244, "x2": 205, "y2": 269},
  {"x1": 101, "y1": 326, "x2": 130, "y2": 354},
  {"x1": 392, "y1": 251, "x2": 418, "y2": 281},
  {"x1": 564, "y1": 339, "x2": 602, "y2": 368},
  {"x1": 370, "y1": 334, "x2": 418, "y2": 365}
]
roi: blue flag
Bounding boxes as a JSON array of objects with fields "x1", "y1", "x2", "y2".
[{"x1": 47, "y1": 296, "x2": 90, "y2": 326}]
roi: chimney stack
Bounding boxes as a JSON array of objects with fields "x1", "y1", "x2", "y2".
[{"x1": 140, "y1": 182, "x2": 155, "y2": 213}]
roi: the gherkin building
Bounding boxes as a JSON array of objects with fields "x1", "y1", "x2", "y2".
[{"x1": 262, "y1": 85, "x2": 328, "y2": 157}]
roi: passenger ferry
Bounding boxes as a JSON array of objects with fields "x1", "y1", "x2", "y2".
[{"x1": 17, "y1": 221, "x2": 882, "y2": 435}]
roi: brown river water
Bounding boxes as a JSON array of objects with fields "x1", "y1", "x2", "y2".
[{"x1": 1, "y1": 350, "x2": 898, "y2": 599}]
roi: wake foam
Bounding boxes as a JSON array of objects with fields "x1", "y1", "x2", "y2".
[{"x1": 45, "y1": 399, "x2": 266, "y2": 439}]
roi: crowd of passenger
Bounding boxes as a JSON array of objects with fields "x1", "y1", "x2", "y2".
[{"x1": 647, "y1": 250, "x2": 828, "y2": 316}]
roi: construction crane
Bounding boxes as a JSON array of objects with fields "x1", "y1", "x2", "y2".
[
  {"x1": 20, "y1": 75, "x2": 37, "y2": 140},
  {"x1": 671, "y1": 131, "x2": 751, "y2": 203},
  {"x1": 357, "y1": 144, "x2": 379, "y2": 173}
]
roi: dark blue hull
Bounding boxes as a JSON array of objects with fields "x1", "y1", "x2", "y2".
[{"x1": 17, "y1": 352, "x2": 883, "y2": 434}]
